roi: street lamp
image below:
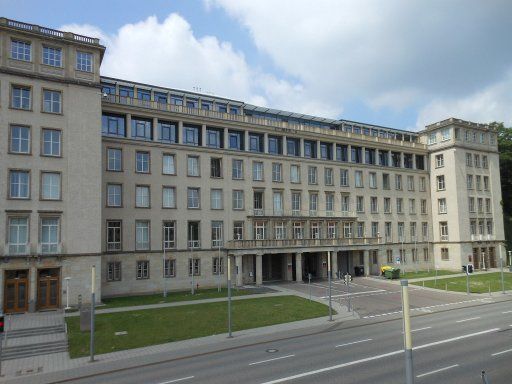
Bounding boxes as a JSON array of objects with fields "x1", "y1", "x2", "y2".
[
  {"x1": 328, "y1": 250, "x2": 332, "y2": 321},
  {"x1": 90, "y1": 265, "x2": 96, "y2": 363},
  {"x1": 162, "y1": 226, "x2": 167, "y2": 298},
  {"x1": 401, "y1": 279, "x2": 414, "y2": 384},
  {"x1": 64, "y1": 277, "x2": 71, "y2": 310},
  {"x1": 227, "y1": 254, "x2": 232, "y2": 338}
]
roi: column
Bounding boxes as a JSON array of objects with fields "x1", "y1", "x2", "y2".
[
  {"x1": 152, "y1": 117, "x2": 158, "y2": 142},
  {"x1": 299, "y1": 138, "x2": 305, "y2": 157},
  {"x1": 375, "y1": 148, "x2": 380, "y2": 166},
  {"x1": 347, "y1": 144, "x2": 352, "y2": 162},
  {"x1": 316, "y1": 140, "x2": 321, "y2": 159},
  {"x1": 331, "y1": 250, "x2": 338, "y2": 278},
  {"x1": 126, "y1": 113, "x2": 132, "y2": 138},
  {"x1": 244, "y1": 130, "x2": 249, "y2": 152},
  {"x1": 285, "y1": 253, "x2": 293, "y2": 281},
  {"x1": 235, "y1": 255, "x2": 243, "y2": 287},
  {"x1": 223, "y1": 127, "x2": 229, "y2": 149},
  {"x1": 283, "y1": 135, "x2": 288, "y2": 156},
  {"x1": 295, "y1": 253, "x2": 303, "y2": 282},
  {"x1": 400, "y1": 152, "x2": 404, "y2": 168},
  {"x1": 388, "y1": 150, "x2": 392, "y2": 167},
  {"x1": 263, "y1": 132, "x2": 269, "y2": 153},
  {"x1": 178, "y1": 121, "x2": 184, "y2": 144},
  {"x1": 412, "y1": 154, "x2": 416, "y2": 169},
  {"x1": 201, "y1": 124, "x2": 207, "y2": 147},
  {"x1": 29, "y1": 264, "x2": 37, "y2": 312},
  {"x1": 256, "y1": 254, "x2": 263, "y2": 285},
  {"x1": 361, "y1": 146, "x2": 366, "y2": 164},
  {"x1": 364, "y1": 250, "x2": 370, "y2": 277},
  {"x1": 332, "y1": 142, "x2": 336, "y2": 161}
]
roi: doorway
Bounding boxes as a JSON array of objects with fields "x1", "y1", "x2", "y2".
[
  {"x1": 4, "y1": 270, "x2": 29, "y2": 313},
  {"x1": 37, "y1": 268, "x2": 60, "y2": 310}
]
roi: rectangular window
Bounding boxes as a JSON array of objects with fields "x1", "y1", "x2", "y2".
[
  {"x1": 136, "y1": 152, "x2": 150, "y2": 173},
  {"x1": 311, "y1": 222, "x2": 321, "y2": 239},
  {"x1": 131, "y1": 117, "x2": 152, "y2": 140},
  {"x1": 343, "y1": 222, "x2": 352, "y2": 238},
  {"x1": 273, "y1": 191, "x2": 283, "y2": 215},
  {"x1": 441, "y1": 128, "x2": 450, "y2": 141},
  {"x1": 136, "y1": 261, "x2": 150, "y2": 279},
  {"x1": 212, "y1": 257, "x2": 224, "y2": 275},
  {"x1": 8, "y1": 217, "x2": 29, "y2": 255},
  {"x1": 253, "y1": 191, "x2": 264, "y2": 212},
  {"x1": 422, "y1": 222, "x2": 429, "y2": 240},
  {"x1": 187, "y1": 156, "x2": 200, "y2": 176},
  {"x1": 164, "y1": 259, "x2": 176, "y2": 278},
  {"x1": 135, "y1": 185, "x2": 150, "y2": 208},
  {"x1": 162, "y1": 154, "x2": 176, "y2": 175},
  {"x1": 340, "y1": 169, "x2": 349, "y2": 187},
  {"x1": 308, "y1": 166, "x2": 318, "y2": 185},
  {"x1": 162, "y1": 187, "x2": 176, "y2": 208},
  {"x1": 41, "y1": 172, "x2": 61, "y2": 200},
  {"x1": 466, "y1": 153, "x2": 473, "y2": 167},
  {"x1": 253, "y1": 162, "x2": 264, "y2": 181},
  {"x1": 309, "y1": 193, "x2": 318, "y2": 212},
  {"x1": 467, "y1": 174, "x2": 473, "y2": 189},
  {"x1": 440, "y1": 222, "x2": 449, "y2": 241},
  {"x1": 183, "y1": 125, "x2": 200, "y2": 146},
  {"x1": 9, "y1": 170, "x2": 30, "y2": 199},
  {"x1": 384, "y1": 197, "x2": 391, "y2": 213},
  {"x1": 42, "y1": 129, "x2": 61, "y2": 156},
  {"x1": 438, "y1": 198, "x2": 447, "y2": 214},
  {"x1": 211, "y1": 189, "x2": 223, "y2": 210},
  {"x1": 468, "y1": 197, "x2": 475, "y2": 212},
  {"x1": 293, "y1": 222, "x2": 304, "y2": 239},
  {"x1": 437, "y1": 175, "x2": 445, "y2": 190},
  {"x1": 40, "y1": 217, "x2": 59, "y2": 254},
  {"x1": 397, "y1": 222, "x2": 404, "y2": 242},
  {"x1": 409, "y1": 199, "x2": 416, "y2": 214},
  {"x1": 43, "y1": 90, "x2": 62, "y2": 113},
  {"x1": 387, "y1": 250, "x2": 393, "y2": 264},
  {"x1": 356, "y1": 196, "x2": 364, "y2": 213},
  {"x1": 304, "y1": 140, "x2": 317, "y2": 158},
  {"x1": 483, "y1": 176, "x2": 489, "y2": 191},
  {"x1": 326, "y1": 193, "x2": 335, "y2": 212},
  {"x1": 486, "y1": 198, "x2": 491, "y2": 213},
  {"x1": 135, "y1": 221, "x2": 150, "y2": 250},
  {"x1": 107, "y1": 148, "x2": 122, "y2": 171},
  {"x1": 232, "y1": 159, "x2": 244, "y2": 180},
  {"x1": 369, "y1": 172, "x2": 377, "y2": 189},
  {"x1": 10, "y1": 125, "x2": 30, "y2": 154},
  {"x1": 188, "y1": 258, "x2": 201, "y2": 276},
  {"x1": 407, "y1": 176, "x2": 415, "y2": 191},
  {"x1": 290, "y1": 165, "x2": 301, "y2": 183},
  {"x1": 355, "y1": 171, "x2": 363, "y2": 188},
  {"x1": 11, "y1": 40, "x2": 31, "y2": 61},
  {"x1": 324, "y1": 168, "x2": 334, "y2": 186},
  {"x1": 229, "y1": 130, "x2": 244, "y2": 150},
  {"x1": 107, "y1": 184, "x2": 122, "y2": 207},
  {"x1": 370, "y1": 197, "x2": 378, "y2": 213},
  {"x1": 385, "y1": 222, "x2": 392, "y2": 242},
  {"x1": 396, "y1": 198, "x2": 403, "y2": 214},
  {"x1": 211, "y1": 158, "x2": 222, "y2": 178},
  {"x1": 11, "y1": 85, "x2": 31, "y2": 110},
  {"x1": 107, "y1": 262, "x2": 122, "y2": 281},
  {"x1": 274, "y1": 222, "x2": 286, "y2": 240},
  {"x1": 478, "y1": 198, "x2": 484, "y2": 213},
  {"x1": 421, "y1": 199, "x2": 427, "y2": 214},
  {"x1": 428, "y1": 132, "x2": 437, "y2": 145},
  {"x1": 232, "y1": 190, "x2": 244, "y2": 210},
  {"x1": 474, "y1": 154, "x2": 480, "y2": 168},
  {"x1": 233, "y1": 221, "x2": 244, "y2": 240},
  {"x1": 76, "y1": 51, "x2": 93, "y2": 72},
  {"x1": 163, "y1": 221, "x2": 176, "y2": 249},
  {"x1": 106, "y1": 221, "x2": 121, "y2": 251},
  {"x1": 249, "y1": 133, "x2": 263, "y2": 152},
  {"x1": 187, "y1": 188, "x2": 200, "y2": 209},
  {"x1": 341, "y1": 195, "x2": 350, "y2": 213},
  {"x1": 292, "y1": 192, "x2": 301, "y2": 213},
  {"x1": 287, "y1": 138, "x2": 300, "y2": 156},
  {"x1": 102, "y1": 113, "x2": 126, "y2": 137},
  {"x1": 371, "y1": 222, "x2": 379, "y2": 238},
  {"x1": 419, "y1": 177, "x2": 426, "y2": 192},
  {"x1": 482, "y1": 156, "x2": 488, "y2": 169},
  {"x1": 206, "y1": 128, "x2": 222, "y2": 148},
  {"x1": 383, "y1": 174, "x2": 390, "y2": 190},
  {"x1": 441, "y1": 248, "x2": 449, "y2": 261},
  {"x1": 211, "y1": 221, "x2": 224, "y2": 247},
  {"x1": 395, "y1": 174, "x2": 402, "y2": 190},
  {"x1": 351, "y1": 146, "x2": 362, "y2": 163},
  {"x1": 158, "y1": 121, "x2": 177, "y2": 143},
  {"x1": 268, "y1": 135, "x2": 282, "y2": 155},
  {"x1": 327, "y1": 222, "x2": 336, "y2": 239},
  {"x1": 272, "y1": 163, "x2": 283, "y2": 182}
]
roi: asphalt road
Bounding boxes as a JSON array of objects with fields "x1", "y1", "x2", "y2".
[{"x1": 66, "y1": 299, "x2": 512, "y2": 384}]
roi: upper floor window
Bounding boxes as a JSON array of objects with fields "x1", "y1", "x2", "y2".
[
  {"x1": 272, "y1": 163, "x2": 282, "y2": 182},
  {"x1": 43, "y1": 90, "x2": 62, "y2": 113},
  {"x1": 154, "y1": 92, "x2": 168, "y2": 104},
  {"x1": 206, "y1": 128, "x2": 222, "y2": 148},
  {"x1": 268, "y1": 136, "x2": 282, "y2": 155},
  {"x1": 337, "y1": 144, "x2": 349, "y2": 162},
  {"x1": 187, "y1": 156, "x2": 200, "y2": 177},
  {"x1": 482, "y1": 156, "x2": 488, "y2": 169},
  {"x1": 10, "y1": 125, "x2": 30, "y2": 154},
  {"x1": 474, "y1": 154, "x2": 480, "y2": 168},
  {"x1": 42, "y1": 46, "x2": 62, "y2": 67},
  {"x1": 428, "y1": 132, "x2": 437, "y2": 145},
  {"x1": 287, "y1": 138, "x2": 300, "y2": 157},
  {"x1": 42, "y1": 129, "x2": 61, "y2": 157},
  {"x1": 131, "y1": 117, "x2": 152, "y2": 140},
  {"x1": 249, "y1": 133, "x2": 264, "y2": 152},
  {"x1": 11, "y1": 40, "x2": 31, "y2": 61},
  {"x1": 217, "y1": 104, "x2": 227, "y2": 113},
  {"x1": 76, "y1": 51, "x2": 93, "y2": 72},
  {"x1": 435, "y1": 154, "x2": 444, "y2": 168},
  {"x1": 158, "y1": 121, "x2": 177, "y2": 143},
  {"x1": 107, "y1": 148, "x2": 122, "y2": 171},
  {"x1": 308, "y1": 166, "x2": 318, "y2": 185},
  {"x1": 437, "y1": 175, "x2": 445, "y2": 191},
  {"x1": 9, "y1": 170, "x2": 30, "y2": 199},
  {"x1": 11, "y1": 85, "x2": 31, "y2": 110},
  {"x1": 304, "y1": 140, "x2": 317, "y2": 158},
  {"x1": 320, "y1": 142, "x2": 332, "y2": 160},
  {"x1": 369, "y1": 172, "x2": 377, "y2": 189},
  {"x1": 290, "y1": 164, "x2": 300, "y2": 183},
  {"x1": 162, "y1": 154, "x2": 176, "y2": 175},
  {"x1": 441, "y1": 128, "x2": 450, "y2": 141},
  {"x1": 211, "y1": 158, "x2": 222, "y2": 178},
  {"x1": 325, "y1": 168, "x2": 334, "y2": 186},
  {"x1": 102, "y1": 113, "x2": 126, "y2": 137},
  {"x1": 253, "y1": 162, "x2": 264, "y2": 181},
  {"x1": 232, "y1": 159, "x2": 244, "y2": 180},
  {"x1": 135, "y1": 151, "x2": 150, "y2": 173},
  {"x1": 355, "y1": 170, "x2": 363, "y2": 187},
  {"x1": 229, "y1": 130, "x2": 244, "y2": 150},
  {"x1": 351, "y1": 146, "x2": 362, "y2": 163},
  {"x1": 40, "y1": 217, "x2": 60, "y2": 254},
  {"x1": 183, "y1": 125, "x2": 200, "y2": 146},
  {"x1": 41, "y1": 172, "x2": 61, "y2": 200},
  {"x1": 340, "y1": 169, "x2": 349, "y2": 187}
]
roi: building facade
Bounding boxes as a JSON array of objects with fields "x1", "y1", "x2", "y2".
[{"x1": 0, "y1": 18, "x2": 506, "y2": 312}]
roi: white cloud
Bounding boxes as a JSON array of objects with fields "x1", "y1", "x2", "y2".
[{"x1": 61, "y1": 14, "x2": 326, "y2": 116}]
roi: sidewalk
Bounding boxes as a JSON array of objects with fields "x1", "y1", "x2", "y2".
[{"x1": 3, "y1": 285, "x2": 354, "y2": 383}]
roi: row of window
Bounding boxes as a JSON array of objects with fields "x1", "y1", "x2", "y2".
[
  {"x1": 9, "y1": 85, "x2": 62, "y2": 113},
  {"x1": 106, "y1": 257, "x2": 224, "y2": 282},
  {"x1": 468, "y1": 197, "x2": 493, "y2": 214},
  {"x1": 11, "y1": 39, "x2": 93, "y2": 72},
  {"x1": 435, "y1": 174, "x2": 491, "y2": 192},
  {"x1": 427, "y1": 128, "x2": 495, "y2": 146},
  {"x1": 102, "y1": 114, "x2": 425, "y2": 168},
  {"x1": 7, "y1": 170, "x2": 61, "y2": 200},
  {"x1": 434, "y1": 153, "x2": 489, "y2": 169},
  {"x1": 6, "y1": 216, "x2": 60, "y2": 255},
  {"x1": 105, "y1": 219, "x2": 431, "y2": 252},
  {"x1": 469, "y1": 220, "x2": 495, "y2": 237},
  {"x1": 8, "y1": 126, "x2": 62, "y2": 156}
]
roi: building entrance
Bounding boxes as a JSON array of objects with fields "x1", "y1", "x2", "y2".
[
  {"x1": 303, "y1": 253, "x2": 320, "y2": 279},
  {"x1": 37, "y1": 268, "x2": 60, "y2": 310},
  {"x1": 4, "y1": 270, "x2": 29, "y2": 313}
]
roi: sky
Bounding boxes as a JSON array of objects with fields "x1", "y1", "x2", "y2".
[{"x1": 2, "y1": 0, "x2": 512, "y2": 131}]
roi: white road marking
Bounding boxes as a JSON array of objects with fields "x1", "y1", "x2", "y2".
[
  {"x1": 158, "y1": 376, "x2": 195, "y2": 384},
  {"x1": 411, "y1": 326, "x2": 432, "y2": 333},
  {"x1": 492, "y1": 348, "x2": 512, "y2": 356},
  {"x1": 455, "y1": 317, "x2": 481, "y2": 323},
  {"x1": 321, "y1": 290, "x2": 385, "y2": 299},
  {"x1": 335, "y1": 338, "x2": 373, "y2": 348},
  {"x1": 416, "y1": 364, "x2": 459, "y2": 378},
  {"x1": 249, "y1": 354, "x2": 295, "y2": 366},
  {"x1": 502, "y1": 310, "x2": 512, "y2": 314},
  {"x1": 259, "y1": 328, "x2": 499, "y2": 384}
]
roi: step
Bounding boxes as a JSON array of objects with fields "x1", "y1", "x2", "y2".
[
  {"x1": 7, "y1": 325, "x2": 65, "y2": 338},
  {"x1": 2, "y1": 340, "x2": 68, "y2": 360}
]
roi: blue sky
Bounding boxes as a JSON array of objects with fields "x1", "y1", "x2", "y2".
[{"x1": 2, "y1": 0, "x2": 511, "y2": 130}]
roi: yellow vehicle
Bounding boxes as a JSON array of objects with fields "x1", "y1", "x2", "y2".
[{"x1": 380, "y1": 265, "x2": 394, "y2": 275}]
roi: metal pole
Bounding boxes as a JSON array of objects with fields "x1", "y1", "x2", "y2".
[
  {"x1": 509, "y1": 250, "x2": 512, "y2": 267},
  {"x1": 481, "y1": 370, "x2": 490, "y2": 384},
  {"x1": 401, "y1": 279, "x2": 414, "y2": 384},
  {"x1": 308, "y1": 274, "x2": 311, "y2": 301},
  {"x1": 466, "y1": 268, "x2": 470, "y2": 295},
  {"x1": 347, "y1": 275, "x2": 351, "y2": 312},
  {"x1": 65, "y1": 277, "x2": 71, "y2": 310},
  {"x1": 163, "y1": 227, "x2": 167, "y2": 298},
  {"x1": 328, "y1": 251, "x2": 332, "y2": 321},
  {"x1": 227, "y1": 254, "x2": 232, "y2": 338},
  {"x1": 90, "y1": 265, "x2": 95, "y2": 363},
  {"x1": 500, "y1": 254, "x2": 505, "y2": 294},
  {"x1": 218, "y1": 229, "x2": 221, "y2": 293}
]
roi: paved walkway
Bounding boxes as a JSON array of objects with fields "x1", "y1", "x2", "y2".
[{"x1": 2, "y1": 285, "x2": 354, "y2": 383}]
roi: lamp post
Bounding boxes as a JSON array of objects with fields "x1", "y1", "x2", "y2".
[
  {"x1": 163, "y1": 226, "x2": 167, "y2": 298},
  {"x1": 90, "y1": 265, "x2": 96, "y2": 363},
  {"x1": 500, "y1": 251, "x2": 505, "y2": 294},
  {"x1": 401, "y1": 279, "x2": 414, "y2": 384},
  {"x1": 64, "y1": 277, "x2": 71, "y2": 310},
  {"x1": 328, "y1": 251, "x2": 332, "y2": 321},
  {"x1": 227, "y1": 254, "x2": 232, "y2": 338}
]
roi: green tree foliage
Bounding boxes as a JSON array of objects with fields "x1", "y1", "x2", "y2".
[{"x1": 492, "y1": 122, "x2": 512, "y2": 249}]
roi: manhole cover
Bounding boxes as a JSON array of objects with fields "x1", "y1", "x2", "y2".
[{"x1": 266, "y1": 348, "x2": 278, "y2": 353}]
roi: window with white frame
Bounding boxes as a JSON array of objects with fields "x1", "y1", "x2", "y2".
[
  {"x1": 254, "y1": 221, "x2": 266, "y2": 240},
  {"x1": 421, "y1": 199, "x2": 427, "y2": 214},
  {"x1": 11, "y1": 85, "x2": 31, "y2": 109},
  {"x1": 107, "y1": 262, "x2": 122, "y2": 281},
  {"x1": 385, "y1": 222, "x2": 392, "y2": 241},
  {"x1": 107, "y1": 184, "x2": 122, "y2": 207},
  {"x1": 272, "y1": 163, "x2": 282, "y2": 182},
  {"x1": 370, "y1": 196, "x2": 378, "y2": 213},
  {"x1": 42, "y1": 129, "x2": 61, "y2": 157},
  {"x1": 43, "y1": 46, "x2": 62, "y2": 67},
  {"x1": 470, "y1": 220, "x2": 477, "y2": 235},
  {"x1": 356, "y1": 222, "x2": 364, "y2": 238},
  {"x1": 397, "y1": 222, "x2": 404, "y2": 242},
  {"x1": 486, "y1": 198, "x2": 491, "y2": 213},
  {"x1": 466, "y1": 153, "x2": 472, "y2": 167},
  {"x1": 9, "y1": 170, "x2": 30, "y2": 199},
  {"x1": 274, "y1": 222, "x2": 286, "y2": 240},
  {"x1": 435, "y1": 154, "x2": 444, "y2": 168},
  {"x1": 355, "y1": 170, "x2": 363, "y2": 187},
  {"x1": 428, "y1": 132, "x2": 437, "y2": 145},
  {"x1": 232, "y1": 159, "x2": 244, "y2": 180},
  {"x1": 371, "y1": 222, "x2": 378, "y2": 238},
  {"x1": 11, "y1": 40, "x2": 31, "y2": 61},
  {"x1": 163, "y1": 221, "x2": 176, "y2": 249},
  {"x1": 467, "y1": 174, "x2": 473, "y2": 189},
  {"x1": 210, "y1": 158, "x2": 222, "y2": 178},
  {"x1": 407, "y1": 176, "x2": 415, "y2": 191},
  {"x1": 233, "y1": 221, "x2": 244, "y2": 240},
  {"x1": 211, "y1": 221, "x2": 223, "y2": 247},
  {"x1": 188, "y1": 258, "x2": 201, "y2": 276},
  {"x1": 41, "y1": 172, "x2": 61, "y2": 200},
  {"x1": 162, "y1": 187, "x2": 176, "y2": 208},
  {"x1": 187, "y1": 156, "x2": 200, "y2": 176},
  {"x1": 187, "y1": 188, "x2": 200, "y2": 209},
  {"x1": 395, "y1": 174, "x2": 402, "y2": 190},
  {"x1": 43, "y1": 90, "x2": 62, "y2": 113},
  {"x1": 292, "y1": 192, "x2": 301, "y2": 213},
  {"x1": 383, "y1": 173, "x2": 390, "y2": 190},
  {"x1": 340, "y1": 169, "x2": 349, "y2": 186},
  {"x1": 311, "y1": 222, "x2": 321, "y2": 239},
  {"x1": 482, "y1": 156, "x2": 488, "y2": 169},
  {"x1": 136, "y1": 152, "x2": 150, "y2": 173},
  {"x1": 440, "y1": 222, "x2": 449, "y2": 241},
  {"x1": 419, "y1": 177, "x2": 426, "y2": 192},
  {"x1": 162, "y1": 154, "x2": 176, "y2": 175},
  {"x1": 135, "y1": 185, "x2": 150, "y2": 207},
  {"x1": 468, "y1": 197, "x2": 475, "y2": 212},
  {"x1": 437, "y1": 175, "x2": 445, "y2": 190},
  {"x1": 212, "y1": 257, "x2": 224, "y2": 275},
  {"x1": 107, "y1": 148, "x2": 122, "y2": 171},
  {"x1": 474, "y1": 154, "x2": 480, "y2": 168},
  {"x1": 106, "y1": 220, "x2": 121, "y2": 251},
  {"x1": 164, "y1": 258, "x2": 176, "y2": 277},
  {"x1": 341, "y1": 195, "x2": 350, "y2": 213},
  {"x1": 483, "y1": 176, "x2": 489, "y2": 191},
  {"x1": 369, "y1": 172, "x2": 377, "y2": 189},
  {"x1": 290, "y1": 165, "x2": 300, "y2": 183},
  {"x1": 308, "y1": 166, "x2": 318, "y2": 185},
  {"x1": 478, "y1": 198, "x2": 483, "y2": 213},
  {"x1": 135, "y1": 221, "x2": 150, "y2": 250},
  {"x1": 8, "y1": 217, "x2": 28, "y2": 255},
  {"x1": 136, "y1": 260, "x2": 150, "y2": 279},
  {"x1": 410, "y1": 222, "x2": 417, "y2": 240},
  {"x1": 409, "y1": 198, "x2": 416, "y2": 214},
  {"x1": 210, "y1": 189, "x2": 223, "y2": 210},
  {"x1": 232, "y1": 190, "x2": 244, "y2": 210},
  {"x1": 327, "y1": 222, "x2": 336, "y2": 239},
  {"x1": 325, "y1": 168, "x2": 334, "y2": 186},
  {"x1": 487, "y1": 220, "x2": 493, "y2": 235},
  {"x1": 325, "y1": 193, "x2": 334, "y2": 212},
  {"x1": 396, "y1": 198, "x2": 403, "y2": 214},
  {"x1": 273, "y1": 191, "x2": 283, "y2": 215},
  {"x1": 40, "y1": 217, "x2": 59, "y2": 254},
  {"x1": 356, "y1": 196, "x2": 364, "y2": 213},
  {"x1": 384, "y1": 197, "x2": 391, "y2": 213},
  {"x1": 76, "y1": 51, "x2": 93, "y2": 72},
  {"x1": 253, "y1": 161, "x2": 264, "y2": 181},
  {"x1": 441, "y1": 128, "x2": 450, "y2": 141},
  {"x1": 422, "y1": 222, "x2": 429, "y2": 240},
  {"x1": 10, "y1": 125, "x2": 30, "y2": 154},
  {"x1": 188, "y1": 222, "x2": 200, "y2": 248},
  {"x1": 309, "y1": 192, "x2": 318, "y2": 212},
  {"x1": 343, "y1": 222, "x2": 352, "y2": 238},
  {"x1": 293, "y1": 222, "x2": 304, "y2": 239}
]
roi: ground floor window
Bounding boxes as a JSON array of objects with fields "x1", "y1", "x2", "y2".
[
  {"x1": 189, "y1": 258, "x2": 201, "y2": 276},
  {"x1": 213, "y1": 257, "x2": 224, "y2": 274},
  {"x1": 372, "y1": 251, "x2": 378, "y2": 264},
  {"x1": 107, "y1": 261, "x2": 121, "y2": 281},
  {"x1": 423, "y1": 248, "x2": 429, "y2": 262},
  {"x1": 412, "y1": 248, "x2": 418, "y2": 263},
  {"x1": 441, "y1": 248, "x2": 449, "y2": 260},
  {"x1": 164, "y1": 258, "x2": 175, "y2": 278},
  {"x1": 136, "y1": 260, "x2": 150, "y2": 279},
  {"x1": 387, "y1": 249, "x2": 393, "y2": 264}
]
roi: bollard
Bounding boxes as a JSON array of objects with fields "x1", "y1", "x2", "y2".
[
  {"x1": 422, "y1": 280, "x2": 425, "y2": 288},
  {"x1": 445, "y1": 283, "x2": 448, "y2": 292},
  {"x1": 489, "y1": 282, "x2": 491, "y2": 296}
]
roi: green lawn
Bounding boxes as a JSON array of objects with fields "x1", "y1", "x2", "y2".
[
  {"x1": 400, "y1": 270, "x2": 458, "y2": 280},
  {"x1": 66, "y1": 296, "x2": 330, "y2": 358},
  {"x1": 411, "y1": 272, "x2": 512, "y2": 293},
  {"x1": 101, "y1": 288, "x2": 255, "y2": 309}
]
